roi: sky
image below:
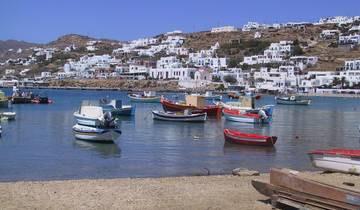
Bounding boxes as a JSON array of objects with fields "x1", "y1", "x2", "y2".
[{"x1": 1, "y1": 0, "x2": 359, "y2": 43}]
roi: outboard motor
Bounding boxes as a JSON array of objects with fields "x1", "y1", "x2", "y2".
[
  {"x1": 103, "y1": 111, "x2": 116, "y2": 128},
  {"x1": 258, "y1": 109, "x2": 268, "y2": 119}
]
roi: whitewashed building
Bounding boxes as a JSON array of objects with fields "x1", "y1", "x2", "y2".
[
  {"x1": 161, "y1": 35, "x2": 185, "y2": 47},
  {"x1": 149, "y1": 68, "x2": 196, "y2": 80},
  {"x1": 320, "y1": 30, "x2": 340, "y2": 39},
  {"x1": 289, "y1": 56, "x2": 318, "y2": 70},
  {"x1": 156, "y1": 56, "x2": 182, "y2": 69},
  {"x1": 211, "y1": 26, "x2": 237, "y2": 33},
  {"x1": 339, "y1": 34, "x2": 360, "y2": 45}
]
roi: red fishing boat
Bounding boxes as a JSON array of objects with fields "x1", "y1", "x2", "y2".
[
  {"x1": 223, "y1": 129, "x2": 277, "y2": 146},
  {"x1": 160, "y1": 98, "x2": 221, "y2": 117}
]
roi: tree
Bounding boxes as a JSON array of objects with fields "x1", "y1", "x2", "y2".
[
  {"x1": 332, "y1": 77, "x2": 341, "y2": 86},
  {"x1": 223, "y1": 75, "x2": 237, "y2": 84},
  {"x1": 212, "y1": 75, "x2": 221, "y2": 82},
  {"x1": 292, "y1": 45, "x2": 304, "y2": 55},
  {"x1": 215, "y1": 84, "x2": 226, "y2": 91},
  {"x1": 228, "y1": 58, "x2": 241, "y2": 68}
]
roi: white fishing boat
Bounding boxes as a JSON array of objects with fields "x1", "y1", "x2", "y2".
[
  {"x1": 275, "y1": 95, "x2": 311, "y2": 105},
  {"x1": 308, "y1": 149, "x2": 360, "y2": 174},
  {"x1": 128, "y1": 91, "x2": 161, "y2": 103},
  {"x1": 1, "y1": 112, "x2": 16, "y2": 120},
  {"x1": 72, "y1": 124, "x2": 122, "y2": 142},
  {"x1": 152, "y1": 110, "x2": 207, "y2": 122}
]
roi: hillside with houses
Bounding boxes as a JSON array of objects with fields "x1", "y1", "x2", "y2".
[{"x1": 1, "y1": 15, "x2": 360, "y2": 92}]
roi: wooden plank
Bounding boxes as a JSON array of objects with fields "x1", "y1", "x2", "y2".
[
  {"x1": 252, "y1": 179, "x2": 359, "y2": 210},
  {"x1": 270, "y1": 168, "x2": 360, "y2": 206}
]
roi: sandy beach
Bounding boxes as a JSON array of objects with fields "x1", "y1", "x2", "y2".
[
  {"x1": 1, "y1": 171, "x2": 360, "y2": 210},
  {"x1": 0, "y1": 175, "x2": 271, "y2": 210}
]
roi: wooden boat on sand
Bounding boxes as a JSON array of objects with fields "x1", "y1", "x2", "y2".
[
  {"x1": 224, "y1": 129, "x2": 277, "y2": 146},
  {"x1": 252, "y1": 168, "x2": 360, "y2": 209}
]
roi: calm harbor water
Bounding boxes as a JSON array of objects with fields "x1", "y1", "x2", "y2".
[{"x1": 0, "y1": 88, "x2": 359, "y2": 181}]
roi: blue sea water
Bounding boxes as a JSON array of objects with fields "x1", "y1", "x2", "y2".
[{"x1": 0, "y1": 88, "x2": 359, "y2": 181}]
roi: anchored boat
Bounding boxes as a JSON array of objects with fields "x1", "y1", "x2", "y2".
[
  {"x1": 275, "y1": 95, "x2": 311, "y2": 105},
  {"x1": 161, "y1": 96, "x2": 221, "y2": 117},
  {"x1": 128, "y1": 91, "x2": 161, "y2": 103},
  {"x1": 1, "y1": 112, "x2": 16, "y2": 120},
  {"x1": 99, "y1": 99, "x2": 134, "y2": 117},
  {"x1": 31, "y1": 93, "x2": 53, "y2": 104},
  {"x1": 308, "y1": 149, "x2": 360, "y2": 175},
  {"x1": 224, "y1": 129, "x2": 277, "y2": 146},
  {"x1": 222, "y1": 108, "x2": 272, "y2": 124},
  {"x1": 152, "y1": 110, "x2": 207, "y2": 122}
]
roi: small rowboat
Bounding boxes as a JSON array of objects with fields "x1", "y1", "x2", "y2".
[
  {"x1": 152, "y1": 110, "x2": 207, "y2": 122},
  {"x1": 275, "y1": 96, "x2": 311, "y2": 105},
  {"x1": 72, "y1": 124, "x2": 122, "y2": 142},
  {"x1": 222, "y1": 108, "x2": 271, "y2": 124},
  {"x1": 308, "y1": 149, "x2": 360, "y2": 174},
  {"x1": 128, "y1": 91, "x2": 161, "y2": 103},
  {"x1": 224, "y1": 129, "x2": 277, "y2": 146},
  {"x1": 128, "y1": 94, "x2": 161, "y2": 103},
  {"x1": 161, "y1": 98, "x2": 221, "y2": 117},
  {"x1": 1, "y1": 112, "x2": 16, "y2": 120}
]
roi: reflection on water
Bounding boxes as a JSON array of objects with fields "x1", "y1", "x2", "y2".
[
  {"x1": 223, "y1": 142, "x2": 277, "y2": 155},
  {"x1": 0, "y1": 89, "x2": 360, "y2": 181},
  {"x1": 73, "y1": 140, "x2": 121, "y2": 158}
]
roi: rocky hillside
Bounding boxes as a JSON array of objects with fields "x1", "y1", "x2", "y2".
[
  {"x1": 184, "y1": 24, "x2": 360, "y2": 71},
  {"x1": 0, "y1": 40, "x2": 40, "y2": 53},
  {"x1": 1, "y1": 22, "x2": 360, "y2": 75},
  {"x1": 46, "y1": 34, "x2": 121, "y2": 49}
]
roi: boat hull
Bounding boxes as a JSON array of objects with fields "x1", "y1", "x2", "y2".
[
  {"x1": 1, "y1": 112, "x2": 16, "y2": 120},
  {"x1": 152, "y1": 111, "x2": 207, "y2": 122},
  {"x1": 105, "y1": 105, "x2": 134, "y2": 117},
  {"x1": 0, "y1": 100, "x2": 9, "y2": 108},
  {"x1": 276, "y1": 97, "x2": 311, "y2": 105},
  {"x1": 11, "y1": 97, "x2": 32, "y2": 104},
  {"x1": 224, "y1": 129, "x2": 277, "y2": 146},
  {"x1": 72, "y1": 124, "x2": 121, "y2": 142},
  {"x1": 308, "y1": 150, "x2": 360, "y2": 175},
  {"x1": 222, "y1": 109, "x2": 271, "y2": 124}
]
